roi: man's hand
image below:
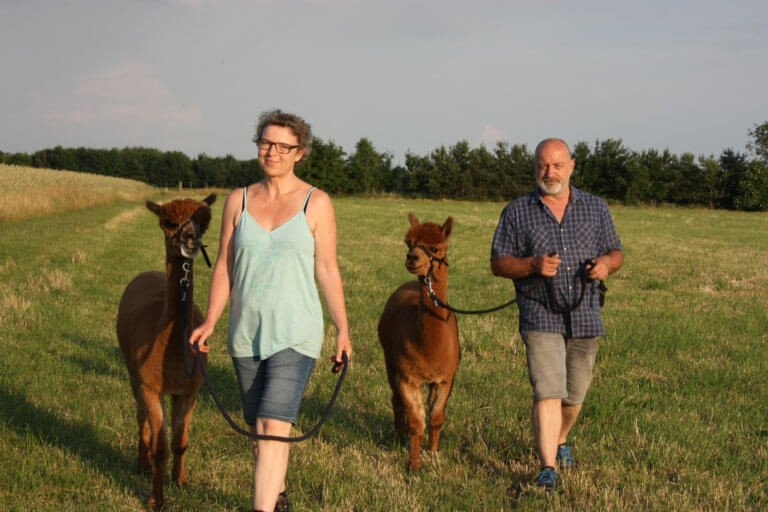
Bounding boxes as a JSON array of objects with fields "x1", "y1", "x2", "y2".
[
  {"x1": 587, "y1": 250, "x2": 623, "y2": 280},
  {"x1": 532, "y1": 253, "x2": 561, "y2": 277},
  {"x1": 587, "y1": 258, "x2": 609, "y2": 280}
]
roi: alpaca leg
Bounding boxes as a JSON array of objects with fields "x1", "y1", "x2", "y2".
[
  {"x1": 384, "y1": 362, "x2": 408, "y2": 442},
  {"x1": 137, "y1": 403, "x2": 152, "y2": 473},
  {"x1": 426, "y1": 380, "x2": 454, "y2": 452},
  {"x1": 141, "y1": 387, "x2": 167, "y2": 511},
  {"x1": 128, "y1": 372, "x2": 152, "y2": 472},
  {"x1": 391, "y1": 391, "x2": 407, "y2": 443},
  {"x1": 170, "y1": 392, "x2": 197, "y2": 485},
  {"x1": 398, "y1": 380, "x2": 425, "y2": 471}
]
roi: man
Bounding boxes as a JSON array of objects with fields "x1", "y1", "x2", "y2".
[{"x1": 490, "y1": 138, "x2": 623, "y2": 488}]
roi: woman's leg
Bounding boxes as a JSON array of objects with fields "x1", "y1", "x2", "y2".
[
  {"x1": 250, "y1": 349, "x2": 316, "y2": 510},
  {"x1": 252, "y1": 418, "x2": 292, "y2": 511}
]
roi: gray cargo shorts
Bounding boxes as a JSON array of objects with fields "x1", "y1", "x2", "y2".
[{"x1": 521, "y1": 330, "x2": 598, "y2": 405}]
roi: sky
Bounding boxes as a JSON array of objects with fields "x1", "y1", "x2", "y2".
[{"x1": 2, "y1": 0, "x2": 767, "y2": 165}]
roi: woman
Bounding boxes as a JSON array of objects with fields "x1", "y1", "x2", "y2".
[{"x1": 189, "y1": 109, "x2": 352, "y2": 512}]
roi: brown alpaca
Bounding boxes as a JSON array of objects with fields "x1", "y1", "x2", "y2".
[
  {"x1": 116, "y1": 194, "x2": 215, "y2": 510},
  {"x1": 378, "y1": 213, "x2": 460, "y2": 471}
]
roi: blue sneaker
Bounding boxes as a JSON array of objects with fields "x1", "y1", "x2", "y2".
[
  {"x1": 536, "y1": 466, "x2": 557, "y2": 488},
  {"x1": 557, "y1": 443, "x2": 577, "y2": 468}
]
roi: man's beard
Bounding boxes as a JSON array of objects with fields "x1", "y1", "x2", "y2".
[{"x1": 538, "y1": 178, "x2": 567, "y2": 195}]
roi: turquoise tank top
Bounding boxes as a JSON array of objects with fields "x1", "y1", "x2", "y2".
[{"x1": 227, "y1": 186, "x2": 324, "y2": 359}]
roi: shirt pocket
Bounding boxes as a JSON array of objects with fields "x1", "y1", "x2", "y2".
[
  {"x1": 523, "y1": 225, "x2": 555, "y2": 256},
  {"x1": 572, "y1": 222, "x2": 600, "y2": 254}
]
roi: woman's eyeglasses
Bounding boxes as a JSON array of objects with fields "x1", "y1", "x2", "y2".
[{"x1": 256, "y1": 138, "x2": 301, "y2": 154}]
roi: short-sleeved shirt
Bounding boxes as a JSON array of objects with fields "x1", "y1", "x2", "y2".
[{"x1": 491, "y1": 186, "x2": 622, "y2": 338}]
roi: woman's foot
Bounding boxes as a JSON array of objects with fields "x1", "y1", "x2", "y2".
[{"x1": 275, "y1": 490, "x2": 290, "y2": 512}]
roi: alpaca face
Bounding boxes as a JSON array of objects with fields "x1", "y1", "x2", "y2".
[
  {"x1": 403, "y1": 213, "x2": 452, "y2": 277},
  {"x1": 146, "y1": 194, "x2": 216, "y2": 260}
]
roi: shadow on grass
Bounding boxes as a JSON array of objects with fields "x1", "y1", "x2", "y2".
[
  {"x1": 195, "y1": 357, "x2": 246, "y2": 412},
  {"x1": 63, "y1": 345, "x2": 126, "y2": 380},
  {"x1": 505, "y1": 466, "x2": 537, "y2": 509},
  {"x1": 0, "y1": 385, "x2": 247, "y2": 510},
  {"x1": 297, "y1": 380, "x2": 396, "y2": 448}
]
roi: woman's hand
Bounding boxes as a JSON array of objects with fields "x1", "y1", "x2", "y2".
[
  {"x1": 189, "y1": 321, "x2": 214, "y2": 354},
  {"x1": 330, "y1": 331, "x2": 352, "y2": 366}
]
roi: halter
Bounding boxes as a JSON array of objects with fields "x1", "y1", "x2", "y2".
[
  {"x1": 170, "y1": 219, "x2": 211, "y2": 267},
  {"x1": 408, "y1": 243, "x2": 448, "y2": 308}
]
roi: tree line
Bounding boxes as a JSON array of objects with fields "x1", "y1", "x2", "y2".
[{"x1": 2, "y1": 121, "x2": 767, "y2": 210}]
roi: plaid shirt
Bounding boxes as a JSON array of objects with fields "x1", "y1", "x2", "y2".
[{"x1": 491, "y1": 186, "x2": 622, "y2": 337}]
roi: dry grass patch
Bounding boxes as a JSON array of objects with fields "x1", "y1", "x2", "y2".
[
  {"x1": 0, "y1": 164, "x2": 156, "y2": 224},
  {"x1": 0, "y1": 284, "x2": 32, "y2": 326}
]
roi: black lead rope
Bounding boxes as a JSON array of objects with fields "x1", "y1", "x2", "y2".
[
  {"x1": 545, "y1": 260, "x2": 601, "y2": 313},
  {"x1": 428, "y1": 260, "x2": 606, "y2": 315},
  {"x1": 194, "y1": 348, "x2": 348, "y2": 442},
  {"x1": 429, "y1": 278, "x2": 547, "y2": 315},
  {"x1": 179, "y1": 258, "x2": 349, "y2": 442}
]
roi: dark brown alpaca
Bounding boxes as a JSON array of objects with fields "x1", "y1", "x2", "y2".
[
  {"x1": 378, "y1": 213, "x2": 460, "y2": 471},
  {"x1": 116, "y1": 194, "x2": 215, "y2": 510}
]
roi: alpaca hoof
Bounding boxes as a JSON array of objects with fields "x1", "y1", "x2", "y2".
[
  {"x1": 148, "y1": 490, "x2": 166, "y2": 510},
  {"x1": 172, "y1": 470, "x2": 187, "y2": 485},
  {"x1": 137, "y1": 458, "x2": 151, "y2": 474}
]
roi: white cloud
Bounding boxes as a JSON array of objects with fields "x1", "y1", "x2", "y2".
[
  {"x1": 478, "y1": 123, "x2": 506, "y2": 146},
  {"x1": 49, "y1": 62, "x2": 201, "y2": 126}
]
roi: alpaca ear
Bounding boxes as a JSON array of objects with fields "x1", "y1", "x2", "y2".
[
  {"x1": 441, "y1": 217, "x2": 453, "y2": 239},
  {"x1": 408, "y1": 213, "x2": 419, "y2": 228},
  {"x1": 202, "y1": 194, "x2": 216, "y2": 206},
  {"x1": 194, "y1": 205, "x2": 212, "y2": 231},
  {"x1": 146, "y1": 201, "x2": 163, "y2": 217}
]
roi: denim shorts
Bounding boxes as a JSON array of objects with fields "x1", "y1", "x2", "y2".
[
  {"x1": 521, "y1": 330, "x2": 598, "y2": 405},
  {"x1": 231, "y1": 348, "x2": 316, "y2": 425}
]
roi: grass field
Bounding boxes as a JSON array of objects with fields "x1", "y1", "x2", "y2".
[{"x1": 1, "y1": 191, "x2": 766, "y2": 511}]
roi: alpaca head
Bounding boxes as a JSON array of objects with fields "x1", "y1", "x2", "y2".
[
  {"x1": 403, "y1": 213, "x2": 453, "y2": 277},
  {"x1": 146, "y1": 194, "x2": 216, "y2": 260}
]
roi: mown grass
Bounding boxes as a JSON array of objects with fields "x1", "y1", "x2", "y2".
[{"x1": 1, "y1": 194, "x2": 766, "y2": 511}]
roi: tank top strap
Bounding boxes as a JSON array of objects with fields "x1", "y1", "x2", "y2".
[
  {"x1": 242, "y1": 186, "x2": 248, "y2": 210},
  {"x1": 302, "y1": 187, "x2": 316, "y2": 213}
]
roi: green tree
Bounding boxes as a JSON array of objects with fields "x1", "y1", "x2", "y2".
[
  {"x1": 635, "y1": 149, "x2": 679, "y2": 204},
  {"x1": 403, "y1": 152, "x2": 432, "y2": 196},
  {"x1": 699, "y1": 155, "x2": 722, "y2": 209},
  {"x1": 466, "y1": 144, "x2": 498, "y2": 200},
  {"x1": 345, "y1": 138, "x2": 392, "y2": 194},
  {"x1": 719, "y1": 149, "x2": 748, "y2": 209},
  {"x1": 6, "y1": 152, "x2": 33, "y2": 166},
  {"x1": 492, "y1": 142, "x2": 533, "y2": 200},
  {"x1": 302, "y1": 138, "x2": 347, "y2": 193},
  {"x1": 734, "y1": 160, "x2": 768, "y2": 211},
  {"x1": 671, "y1": 152, "x2": 704, "y2": 205},
  {"x1": 572, "y1": 139, "x2": 633, "y2": 200},
  {"x1": 747, "y1": 121, "x2": 768, "y2": 163},
  {"x1": 623, "y1": 153, "x2": 651, "y2": 205}
]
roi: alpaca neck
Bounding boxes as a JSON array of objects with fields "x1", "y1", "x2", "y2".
[
  {"x1": 418, "y1": 266, "x2": 451, "y2": 323},
  {"x1": 163, "y1": 256, "x2": 195, "y2": 324}
]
